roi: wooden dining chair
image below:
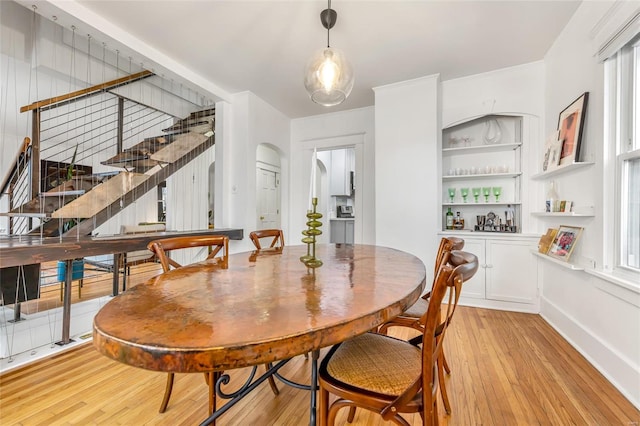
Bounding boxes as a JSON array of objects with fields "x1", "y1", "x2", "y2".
[
  {"x1": 249, "y1": 229, "x2": 285, "y2": 249},
  {"x1": 318, "y1": 250, "x2": 478, "y2": 426},
  {"x1": 249, "y1": 228, "x2": 293, "y2": 388},
  {"x1": 377, "y1": 236, "x2": 464, "y2": 414},
  {"x1": 148, "y1": 234, "x2": 229, "y2": 273},
  {"x1": 147, "y1": 234, "x2": 229, "y2": 415}
]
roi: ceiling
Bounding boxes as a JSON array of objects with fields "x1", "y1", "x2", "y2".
[{"x1": 21, "y1": 1, "x2": 581, "y2": 119}]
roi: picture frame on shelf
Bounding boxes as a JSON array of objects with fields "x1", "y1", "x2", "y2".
[
  {"x1": 542, "y1": 130, "x2": 559, "y2": 172},
  {"x1": 538, "y1": 228, "x2": 558, "y2": 254},
  {"x1": 547, "y1": 225, "x2": 583, "y2": 262},
  {"x1": 548, "y1": 139, "x2": 564, "y2": 171},
  {"x1": 557, "y1": 92, "x2": 588, "y2": 166}
]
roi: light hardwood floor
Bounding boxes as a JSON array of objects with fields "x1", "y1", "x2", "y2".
[{"x1": 1, "y1": 306, "x2": 639, "y2": 425}]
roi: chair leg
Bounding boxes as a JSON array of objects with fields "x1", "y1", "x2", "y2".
[
  {"x1": 159, "y1": 372, "x2": 174, "y2": 413},
  {"x1": 437, "y1": 354, "x2": 451, "y2": 415},
  {"x1": 319, "y1": 385, "x2": 329, "y2": 426},
  {"x1": 442, "y1": 351, "x2": 451, "y2": 374},
  {"x1": 265, "y1": 363, "x2": 280, "y2": 395}
]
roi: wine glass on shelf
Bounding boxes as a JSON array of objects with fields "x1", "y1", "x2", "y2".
[
  {"x1": 472, "y1": 187, "x2": 481, "y2": 203},
  {"x1": 460, "y1": 187, "x2": 469, "y2": 203},
  {"x1": 447, "y1": 187, "x2": 456, "y2": 203},
  {"x1": 492, "y1": 186, "x2": 502, "y2": 202},
  {"x1": 482, "y1": 187, "x2": 491, "y2": 203}
]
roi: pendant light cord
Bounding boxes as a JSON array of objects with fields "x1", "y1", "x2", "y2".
[{"x1": 327, "y1": 0, "x2": 331, "y2": 48}]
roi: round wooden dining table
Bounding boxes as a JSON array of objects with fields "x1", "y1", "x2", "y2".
[{"x1": 93, "y1": 244, "x2": 426, "y2": 425}]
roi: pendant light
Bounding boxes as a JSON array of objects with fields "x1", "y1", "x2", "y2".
[{"x1": 304, "y1": 0, "x2": 354, "y2": 106}]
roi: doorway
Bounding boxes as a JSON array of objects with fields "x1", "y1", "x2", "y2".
[{"x1": 256, "y1": 144, "x2": 282, "y2": 230}]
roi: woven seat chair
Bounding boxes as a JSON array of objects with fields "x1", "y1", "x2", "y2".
[
  {"x1": 147, "y1": 235, "x2": 229, "y2": 416},
  {"x1": 249, "y1": 229, "x2": 285, "y2": 249},
  {"x1": 318, "y1": 250, "x2": 478, "y2": 426},
  {"x1": 378, "y1": 236, "x2": 464, "y2": 415}
]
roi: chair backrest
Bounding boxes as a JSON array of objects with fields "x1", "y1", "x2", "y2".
[
  {"x1": 433, "y1": 236, "x2": 464, "y2": 278},
  {"x1": 147, "y1": 235, "x2": 229, "y2": 272},
  {"x1": 249, "y1": 229, "x2": 285, "y2": 249},
  {"x1": 380, "y1": 249, "x2": 478, "y2": 421},
  {"x1": 421, "y1": 236, "x2": 464, "y2": 298}
]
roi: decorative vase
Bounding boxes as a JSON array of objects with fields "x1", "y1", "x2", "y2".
[{"x1": 482, "y1": 118, "x2": 502, "y2": 145}]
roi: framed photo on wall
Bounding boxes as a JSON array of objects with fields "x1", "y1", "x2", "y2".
[
  {"x1": 557, "y1": 92, "x2": 588, "y2": 166},
  {"x1": 547, "y1": 225, "x2": 583, "y2": 262}
]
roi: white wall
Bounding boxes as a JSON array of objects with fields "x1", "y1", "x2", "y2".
[
  {"x1": 290, "y1": 107, "x2": 375, "y2": 246},
  {"x1": 373, "y1": 75, "x2": 440, "y2": 269},
  {"x1": 216, "y1": 91, "x2": 290, "y2": 253},
  {"x1": 541, "y1": 1, "x2": 640, "y2": 409}
]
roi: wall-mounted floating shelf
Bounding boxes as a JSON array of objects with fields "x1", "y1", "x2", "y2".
[
  {"x1": 531, "y1": 212, "x2": 595, "y2": 217},
  {"x1": 531, "y1": 250, "x2": 584, "y2": 270},
  {"x1": 531, "y1": 161, "x2": 595, "y2": 180}
]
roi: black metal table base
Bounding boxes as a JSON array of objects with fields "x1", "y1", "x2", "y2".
[{"x1": 199, "y1": 349, "x2": 320, "y2": 426}]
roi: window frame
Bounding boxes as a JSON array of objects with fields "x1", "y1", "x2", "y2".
[{"x1": 609, "y1": 35, "x2": 640, "y2": 283}]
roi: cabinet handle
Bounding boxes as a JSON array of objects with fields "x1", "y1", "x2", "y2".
[{"x1": 486, "y1": 264, "x2": 493, "y2": 268}]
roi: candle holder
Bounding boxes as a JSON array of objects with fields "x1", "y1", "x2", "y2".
[{"x1": 300, "y1": 197, "x2": 323, "y2": 268}]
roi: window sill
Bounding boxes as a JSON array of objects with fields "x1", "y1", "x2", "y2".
[{"x1": 585, "y1": 269, "x2": 640, "y2": 296}]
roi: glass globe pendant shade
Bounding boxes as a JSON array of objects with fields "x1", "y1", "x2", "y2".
[{"x1": 304, "y1": 47, "x2": 354, "y2": 106}]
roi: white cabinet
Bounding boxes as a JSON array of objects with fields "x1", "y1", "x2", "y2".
[
  {"x1": 329, "y1": 148, "x2": 355, "y2": 196},
  {"x1": 441, "y1": 115, "x2": 523, "y2": 232},
  {"x1": 330, "y1": 219, "x2": 354, "y2": 244},
  {"x1": 445, "y1": 234, "x2": 539, "y2": 313}
]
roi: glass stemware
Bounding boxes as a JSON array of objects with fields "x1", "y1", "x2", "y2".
[
  {"x1": 460, "y1": 187, "x2": 469, "y2": 203},
  {"x1": 482, "y1": 187, "x2": 491, "y2": 203},
  {"x1": 472, "y1": 187, "x2": 481, "y2": 203},
  {"x1": 447, "y1": 187, "x2": 456, "y2": 203},
  {"x1": 492, "y1": 186, "x2": 502, "y2": 202}
]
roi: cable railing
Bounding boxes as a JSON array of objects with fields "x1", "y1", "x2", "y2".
[{"x1": 2, "y1": 71, "x2": 189, "y2": 235}]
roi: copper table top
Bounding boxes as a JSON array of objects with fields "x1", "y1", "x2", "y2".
[{"x1": 93, "y1": 244, "x2": 426, "y2": 373}]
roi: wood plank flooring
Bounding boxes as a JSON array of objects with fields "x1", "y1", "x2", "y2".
[{"x1": 1, "y1": 306, "x2": 638, "y2": 425}]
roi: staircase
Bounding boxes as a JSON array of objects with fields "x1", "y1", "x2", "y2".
[{"x1": 1, "y1": 72, "x2": 215, "y2": 237}]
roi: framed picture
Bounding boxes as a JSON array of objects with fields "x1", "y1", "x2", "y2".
[
  {"x1": 547, "y1": 225, "x2": 583, "y2": 262},
  {"x1": 542, "y1": 130, "x2": 559, "y2": 172},
  {"x1": 557, "y1": 92, "x2": 588, "y2": 166},
  {"x1": 547, "y1": 138, "x2": 564, "y2": 171},
  {"x1": 538, "y1": 228, "x2": 558, "y2": 254}
]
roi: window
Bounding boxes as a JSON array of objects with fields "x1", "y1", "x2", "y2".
[{"x1": 610, "y1": 35, "x2": 640, "y2": 278}]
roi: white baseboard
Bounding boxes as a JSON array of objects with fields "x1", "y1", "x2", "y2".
[{"x1": 541, "y1": 296, "x2": 640, "y2": 411}]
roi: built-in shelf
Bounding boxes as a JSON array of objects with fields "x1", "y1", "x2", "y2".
[
  {"x1": 442, "y1": 142, "x2": 521, "y2": 156},
  {"x1": 531, "y1": 161, "x2": 595, "y2": 180},
  {"x1": 531, "y1": 212, "x2": 594, "y2": 217},
  {"x1": 443, "y1": 172, "x2": 522, "y2": 180},
  {"x1": 531, "y1": 250, "x2": 584, "y2": 270},
  {"x1": 443, "y1": 202, "x2": 521, "y2": 206}
]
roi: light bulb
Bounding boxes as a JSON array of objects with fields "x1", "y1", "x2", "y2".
[{"x1": 318, "y1": 50, "x2": 339, "y2": 92}]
